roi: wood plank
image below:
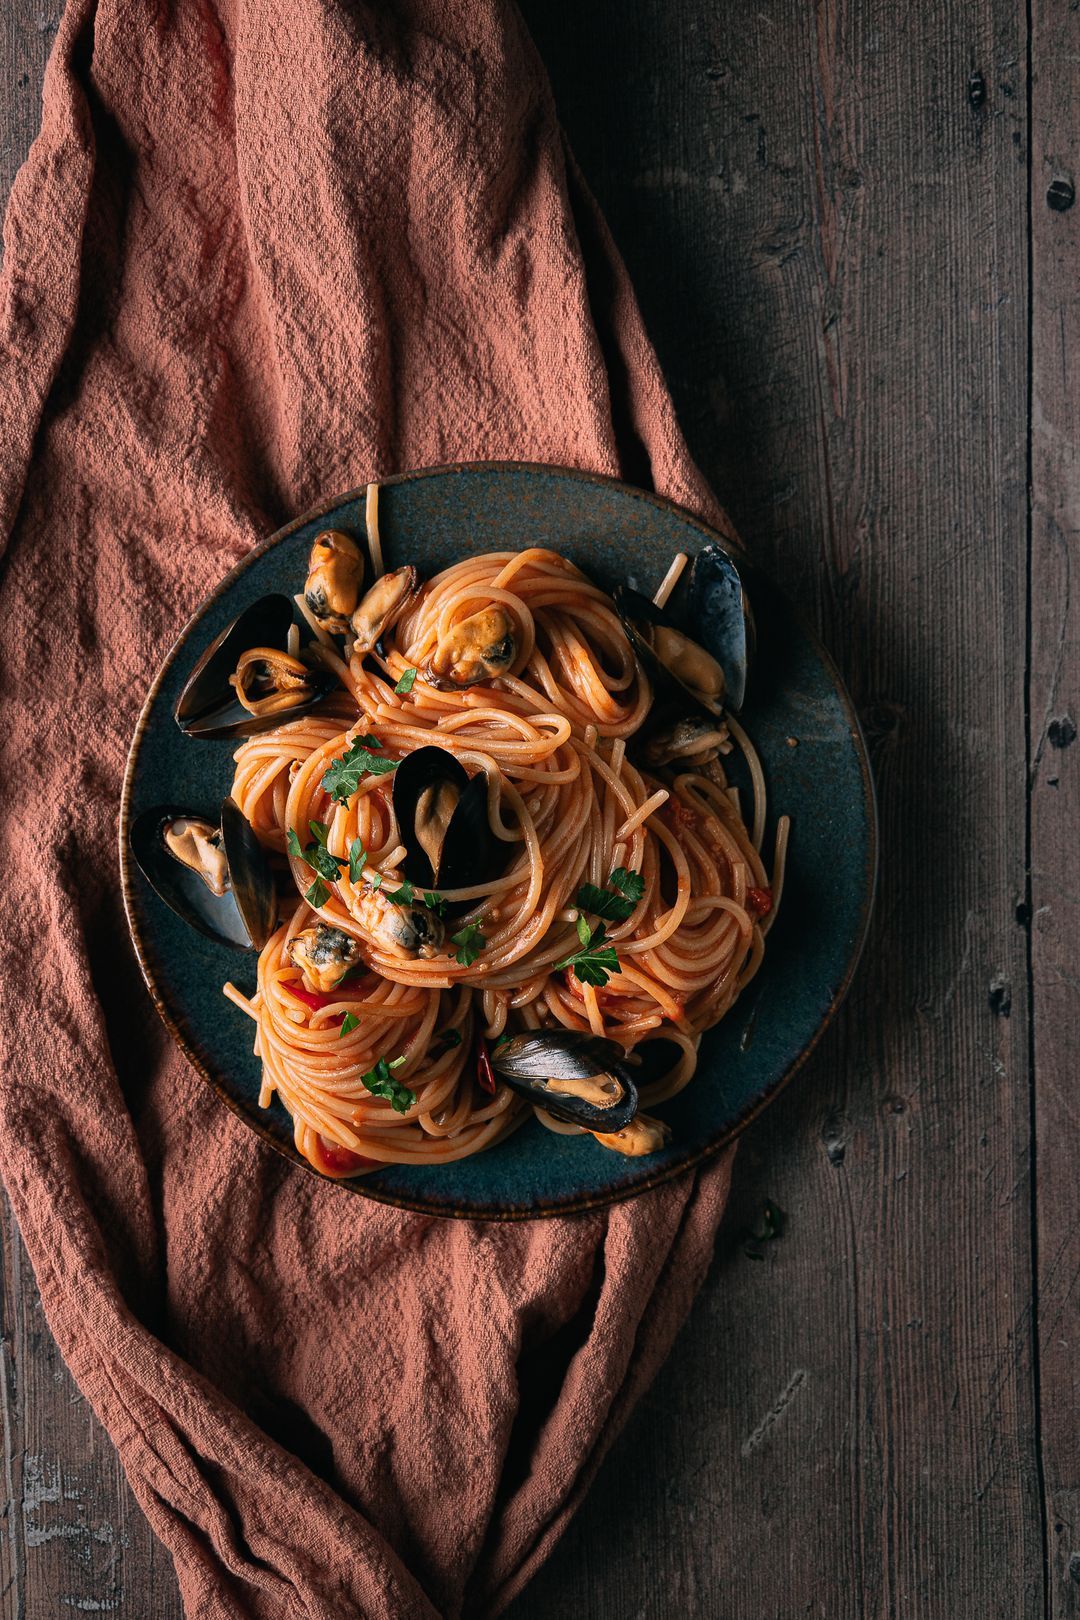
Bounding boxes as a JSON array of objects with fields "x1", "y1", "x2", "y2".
[
  {"x1": 1029, "y1": 2, "x2": 1080, "y2": 1612},
  {"x1": 510, "y1": 0, "x2": 1040, "y2": 1614}
]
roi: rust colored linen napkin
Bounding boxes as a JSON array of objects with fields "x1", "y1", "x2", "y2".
[{"x1": 0, "y1": 1, "x2": 739, "y2": 1614}]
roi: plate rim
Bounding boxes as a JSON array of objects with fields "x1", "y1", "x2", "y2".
[{"x1": 119, "y1": 459, "x2": 878, "y2": 1220}]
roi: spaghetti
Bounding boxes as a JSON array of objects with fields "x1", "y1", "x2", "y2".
[{"x1": 222, "y1": 520, "x2": 786, "y2": 1177}]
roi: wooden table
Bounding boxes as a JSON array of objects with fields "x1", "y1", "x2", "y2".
[{"x1": 3, "y1": 1, "x2": 1076, "y2": 1615}]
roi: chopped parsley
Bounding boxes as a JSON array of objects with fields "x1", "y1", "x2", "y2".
[
  {"x1": 386, "y1": 876, "x2": 415, "y2": 906},
  {"x1": 304, "y1": 876, "x2": 331, "y2": 908},
  {"x1": 321, "y1": 735, "x2": 398, "y2": 805},
  {"x1": 450, "y1": 920, "x2": 486, "y2": 967},
  {"x1": 554, "y1": 917, "x2": 620, "y2": 987},
  {"x1": 610, "y1": 867, "x2": 645, "y2": 901},
  {"x1": 348, "y1": 837, "x2": 367, "y2": 884},
  {"x1": 574, "y1": 868, "x2": 644, "y2": 923},
  {"x1": 394, "y1": 667, "x2": 418, "y2": 695},
  {"x1": 339, "y1": 1012, "x2": 360, "y2": 1038},
  {"x1": 360, "y1": 1055, "x2": 414, "y2": 1113},
  {"x1": 288, "y1": 824, "x2": 348, "y2": 884},
  {"x1": 422, "y1": 889, "x2": 447, "y2": 915}
]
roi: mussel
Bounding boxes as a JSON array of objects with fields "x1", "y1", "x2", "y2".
[
  {"x1": 688, "y1": 545, "x2": 754, "y2": 713},
  {"x1": 424, "y1": 605, "x2": 516, "y2": 689},
  {"x1": 351, "y1": 566, "x2": 420, "y2": 656},
  {"x1": 290, "y1": 922, "x2": 364, "y2": 992},
  {"x1": 350, "y1": 878, "x2": 446, "y2": 959},
  {"x1": 490, "y1": 1030, "x2": 639, "y2": 1132},
  {"x1": 304, "y1": 530, "x2": 365, "y2": 633},
  {"x1": 391, "y1": 746, "x2": 503, "y2": 897},
  {"x1": 617, "y1": 544, "x2": 753, "y2": 718},
  {"x1": 592, "y1": 1114, "x2": 672, "y2": 1156},
  {"x1": 615, "y1": 585, "x2": 727, "y2": 717},
  {"x1": 638, "y1": 712, "x2": 732, "y2": 771},
  {"x1": 130, "y1": 796, "x2": 277, "y2": 949},
  {"x1": 175, "y1": 596, "x2": 335, "y2": 740}
]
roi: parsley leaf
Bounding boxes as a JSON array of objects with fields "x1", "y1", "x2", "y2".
[
  {"x1": 394, "y1": 667, "x2": 417, "y2": 695},
  {"x1": 360, "y1": 1055, "x2": 415, "y2": 1113},
  {"x1": 348, "y1": 837, "x2": 367, "y2": 884},
  {"x1": 321, "y1": 736, "x2": 398, "y2": 805},
  {"x1": 309, "y1": 820, "x2": 330, "y2": 846},
  {"x1": 305, "y1": 876, "x2": 331, "y2": 908},
  {"x1": 386, "y1": 877, "x2": 415, "y2": 906},
  {"x1": 576, "y1": 882, "x2": 634, "y2": 922},
  {"x1": 575, "y1": 868, "x2": 645, "y2": 923},
  {"x1": 422, "y1": 889, "x2": 447, "y2": 915},
  {"x1": 339, "y1": 1012, "x2": 360, "y2": 1038},
  {"x1": 610, "y1": 867, "x2": 645, "y2": 901},
  {"x1": 554, "y1": 919, "x2": 620, "y2": 987},
  {"x1": 370, "y1": 872, "x2": 383, "y2": 891},
  {"x1": 288, "y1": 825, "x2": 347, "y2": 883},
  {"x1": 450, "y1": 920, "x2": 486, "y2": 967}
]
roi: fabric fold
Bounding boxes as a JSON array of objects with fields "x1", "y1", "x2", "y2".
[{"x1": 0, "y1": 1, "x2": 737, "y2": 1615}]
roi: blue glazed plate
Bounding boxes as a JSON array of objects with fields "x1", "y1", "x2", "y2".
[{"x1": 120, "y1": 463, "x2": 876, "y2": 1219}]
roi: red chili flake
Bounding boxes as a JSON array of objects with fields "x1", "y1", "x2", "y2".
[
  {"x1": 286, "y1": 982, "x2": 336, "y2": 1011},
  {"x1": 285, "y1": 982, "x2": 348, "y2": 1025},
  {"x1": 746, "y1": 887, "x2": 773, "y2": 917},
  {"x1": 315, "y1": 1135, "x2": 376, "y2": 1175},
  {"x1": 475, "y1": 1035, "x2": 497, "y2": 1095}
]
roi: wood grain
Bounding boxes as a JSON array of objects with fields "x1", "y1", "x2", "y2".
[
  {"x1": 511, "y1": 0, "x2": 1041, "y2": 1614},
  {"x1": 1029, "y1": 2, "x2": 1080, "y2": 1614},
  {"x1": 0, "y1": 0, "x2": 1066, "y2": 1615}
]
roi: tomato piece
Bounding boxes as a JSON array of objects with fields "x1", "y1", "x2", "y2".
[
  {"x1": 285, "y1": 981, "x2": 336, "y2": 1011},
  {"x1": 313, "y1": 1135, "x2": 376, "y2": 1175},
  {"x1": 284, "y1": 982, "x2": 349, "y2": 1026},
  {"x1": 746, "y1": 886, "x2": 773, "y2": 917}
]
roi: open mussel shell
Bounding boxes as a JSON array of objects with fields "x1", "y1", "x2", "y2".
[
  {"x1": 174, "y1": 594, "x2": 335, "y2": 740},
  {"x1": 616, "y1": 542, "x2": 753, "y2": 717},
  {"x1": 687, "y1": 544, "x2": 754, "y2": 712},
  {"x1": 392, "y1": 745, "x2": 503, "y2": 900},
  {"x1": 490, "y1": 1030, "x2": 639, "y2": 1132},
  {"x1": 129, "y1": 796, "x2": 277, "y2": 950}
]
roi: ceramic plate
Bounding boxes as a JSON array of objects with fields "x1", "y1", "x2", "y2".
[{"x1": 120, "y1": 463, "x2": 876, "y2": 1218}]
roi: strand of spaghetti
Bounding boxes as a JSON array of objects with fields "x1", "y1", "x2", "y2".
[
  {"x1": 653, "y1": 552, "x2": 688, "y2": 609},
  {"x1": 366, "y1": 483, "x2": 383, "y2": 578},
  {"x1": 614, "y1": 789, "x2": 669, "y2": 842}
]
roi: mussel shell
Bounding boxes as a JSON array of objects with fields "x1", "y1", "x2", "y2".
[
  {"x1": 614, "y1": 584, "x2": 723, "y2": 721},
  {"x1": 174, "y1": 595, "x2": 335, "y2": 739},
  {"x1": 219, "y1": 796, "x2": 278, "y2": 948},
  {"x1": 129, "y1": 798, "x2": 277, "y2": 950},
  {"x1": 491, "y1": 1030, "x2": 639, "y2": 1131},
  {"x1": 392, "y1": 745, "x2": 503, "y2": 900},
  {"x1": 687, "y1": 544, "x2": 754, "y2": 712}
]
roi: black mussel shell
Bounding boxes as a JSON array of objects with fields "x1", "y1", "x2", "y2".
[
  {"x1": 687, "y1": 544, "x2": 754, "y2": 712},
  {"x1": 174, "y1": 594, "x2": 335, "y2": 740},
  {"x1": 392, "y1": 745, "x2": 504, "y2": 900},
  {"x1": 490, "y1": 1029, "x2": 639, "y2": 1131},
  {"x1": 219, "y1": 796, "x2": 278, "y2": 948},
  {"x1": 129, "y1": 798, "x2": 277, "y2": 950},
  {"x1": 615, "y1": 584, "x2": 725, "y2": 720}
]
